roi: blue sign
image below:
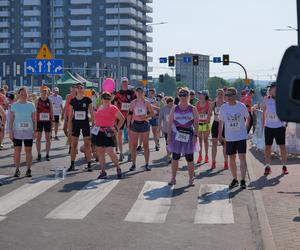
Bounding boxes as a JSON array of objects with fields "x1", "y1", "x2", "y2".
[
  {"x1": 159, "y1": 57, "x2": 168, "y2": 63},
  {"x1": 213, "y1": 57, "x2": 222, "y2": 63},
  {"x1": 26, "y1": 59, "x2": 64, "y2": 75},
  {"x1": 183, "y1": 57, "x2": 192, "y2": 63}
]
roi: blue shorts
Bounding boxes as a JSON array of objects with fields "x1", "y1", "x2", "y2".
[
  {"x1": 131, "y1": 121, "x2": 150, "y2": 133},
  {"x1": 149, "y1": 118, "x2": 159, "y2": 126}
]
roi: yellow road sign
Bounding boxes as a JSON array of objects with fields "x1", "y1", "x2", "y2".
[
  {"x1": 36, "y1": 44, "x2": 53, "y2": 59},
  {"x1": 141, "y1": 80, "x2": 148, "y2": 87},
  {"x1": 244, "y1": 79, "x2": 251, "y2": 85}
]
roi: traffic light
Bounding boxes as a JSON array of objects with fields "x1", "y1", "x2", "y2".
[
  {"x1": 159, "y1": 74, "x2": 164, "y2": 83},
  {"x1": 176, "y1": 74, "x2": 181, "y2": 82},
  {"x1": 168, "y1": 56, "x2": 175, "y2": 67},
  {"x1": 223, "y1": 54, "x2": 230, "y2": 65},
  {"x1": 193, "y1": 55, "x2": 199, "y2": 66}
]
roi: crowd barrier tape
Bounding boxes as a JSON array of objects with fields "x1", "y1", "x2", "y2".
[{"x1": 252, "y1": 110, "x2": 300, "y2": 154}]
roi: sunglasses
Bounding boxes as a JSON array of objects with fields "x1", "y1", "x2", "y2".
[
  {"x1": 102, "y1": 96, "x2": 111, "y2": 100},
  {"x1": 225, "y1": 93, "x2": 235, "y2": 97},
  {"x1": 179, "y1": 93, "x2": 189, "y2": 97}
]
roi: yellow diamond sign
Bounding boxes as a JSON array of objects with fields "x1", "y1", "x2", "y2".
[
  {"x1": 36, "y1": 44, "x2": 53, "y2": 59},
  {"x1": 244, "y1": 79, "x2": 251, "y2": 85}
]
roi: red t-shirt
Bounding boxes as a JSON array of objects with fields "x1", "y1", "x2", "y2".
[
  {"x1": 95, "y1": 105, "x2": 119, "y2": 127},
  {"x1": 113, "y1": 90, "x2": 136, "y2": 117}
]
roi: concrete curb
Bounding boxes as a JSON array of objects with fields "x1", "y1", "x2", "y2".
[{"x1": 247, "y1": 150, "x2": 277, "y2": 250}]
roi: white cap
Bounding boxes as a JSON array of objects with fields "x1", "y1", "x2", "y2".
[
  {"x1": 53, "y1": 87, "x2": 59, "y2": 92},
  {"x1": 121, "y1": 77, "x2": 129, "y2": 82}
]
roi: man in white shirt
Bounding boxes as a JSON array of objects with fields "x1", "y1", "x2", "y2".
[
  {"x1": 218, "y1": 87, "x2": 250, "y2": 189},
  {"x1": 49, "y1": 87, "x2": 63, "y2": 140}
]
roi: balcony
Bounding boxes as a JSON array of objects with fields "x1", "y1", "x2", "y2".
[
  {"x1": 145, "y1": 0, "x2": 153, "y2": 3},
  {"x1": 70, "y1": 0, "x2": 92, "y2": 4},
  {"x1": 137, "y1": 0, "x2": 143, "y2": 9},
  {"x1": 54, "y1": 33, "x2": 64, "y2": 38},
  {"x1": 70, "y1": 19, "x2": 92, "y2": 26},
  {"x1": 69, "y1": 41, "x2": 92, "y2": 48},
  {"x1": 23, "y1": 21, "x2": 41, "y2": 27},
  {"x1": 69, "y1": 30, "x2": 92, "y2": 37},
  {"x1": 0, "y1": 32, "x2": 9, "y2": 38},
  {"x1": 0, "y1": 21, "x2": 9, "y2": 27},
  {"x1": 54, "y1": 11, "x2": 64, "y2": 17},
  {"x1": 23, "y1": 42, "x2": 41, "y2": 48},
  {"x1": 136, "y1": 43, "x2": 145, "y2": 50},
  {"x1": 70, "y1": 9, "x2": 92, "y2": 15},
  {"x1": 23, "y1": 10, "x2": 41, "y2": 16},
  {"x1": 147, "y1": 56, "x2": 153, "y2": 62},
  {"x1": 53, "y1": 0, "x2": 64, "y2": 7},
  {"x1": 145, "y1": 5, "x2": 153, "y2": 13},
  {"x1": 106, "y1": 29, "x2": 137, "y2": 37},
  {"x1": 0, "y1": 0, "x2": 9, "y2": 6},
  {"x1": 106, "y1": 51, "x2": 137, "y2": 59},
  {"x1": 23, "y1": 31, "x2": 41, "y2": 38},
  {"x1": 146, "y1": 25, "x2": 153, "y2": 32},
  {"x1": 54, "y1": 22, "x2": 64, "y2": 28},
  {"x1": 54, "y1": 43, "x2": 64, "y2": 49},
  {"x1": 106, "y1": 40, "x2": 137, "y2": 48},
  {"x1": 23, "y1": 0, "x2": 40, "y2": 5},
  {"x1": 106, "y1": 0, "x2": 136, "y2": 4},
  {"x1": 0, "y1": 43, "x2": 9, "y2": 49},
  {"x1": 0, "y1": 10, "x2": 9, "y2": 17},
  {"x1": 145, "y1": 15, "x2": 153, "y2": 23},
  {"x1": 147, "y1": 46, "x2": 153, "y2": 52},
  {"x1": 146, "y1": 35, "x2": 153, "y2": 42},
  {"x1": 136, "y1": 53, "x2": 145, "y2": 60},
  {"x1": 106, "y1": 7, "x2": 136, "y2": 16},
  {"x1": 106, "y1": 18, "x2": 136, "y2": 26}
]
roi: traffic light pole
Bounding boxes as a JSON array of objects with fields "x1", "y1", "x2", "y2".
[
  {"x1": 298, "y1": 0, "x2": 300, "y2": 45},
  {"x1": 219, "y1": 60, "x2": 248, "y2": 80}
]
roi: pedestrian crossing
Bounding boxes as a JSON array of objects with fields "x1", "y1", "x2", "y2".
[{"x1": 0, "y1": 178, "x2": 234, "y2": 225}]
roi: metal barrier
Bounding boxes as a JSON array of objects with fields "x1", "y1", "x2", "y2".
[{"x1": 252, "y1": 110, "x2": 300, "y2": 154}]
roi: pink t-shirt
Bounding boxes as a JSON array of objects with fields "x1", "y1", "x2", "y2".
[{"x1": 95, "y1": 105, "x2": 119, "y2": 127}]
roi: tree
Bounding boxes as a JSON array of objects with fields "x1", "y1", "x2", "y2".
[
  {"x1": 156, "y1": 74, "x2": 177, "y2": 96},
  {"x1": 206, "y1": 76, "x2": 229, "y2": 99}
]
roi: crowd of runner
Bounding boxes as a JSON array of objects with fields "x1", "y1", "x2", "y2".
[{"x1": 0, "y1": 78, "x2": 289, "y2": 188}]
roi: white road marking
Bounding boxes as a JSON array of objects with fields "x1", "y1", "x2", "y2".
[
  {"x1": 0, "y1": 175, "x2": 9, "y2": 180},
  {"x1": 194, "y1": 184, "x2": 234, "y2": 224},
  {"x1": 0, "y1": 177, "x2": 60, "y2": 216},
  {"x1": 46, "y1": 179, "x2": 119, "y2": 220},
  {"x1": 124, "y1": 181, "x2": 173, "y2": 224}
]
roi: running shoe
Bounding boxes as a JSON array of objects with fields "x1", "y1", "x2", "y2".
[
  {"x1": 119, "y1": 153, "x2": 124, "y2": 162},
  {"x1": 54, "y1": 136, "x2": 59, "y2": 141},
  {"x1": 264, "y1": 166, "x2": 272, "y2": 176},
  {"x1": 97, "y1": 171, "x2": 107, "y2": 179},
  {"x1": 196, "y1": 155, "x2": 202, "y2": 164},
  {"x1": 45, "y1": 154, "x2": 50, "y2": 161},
  {"x1": 155, "y1": 145, "x2": 159, "y2": 151},
  {"x1": 224, "y1": 161, "x2": 229, "y2": 170},
  {"x1": 116, "y1": 168, "x2": 122, "y2": 179},
  {"x1": 240, "y1": 180, "x2": 247, "y2": 189},
  {"x1": 189, "y1": 177, "x2": 195, "y2": 186},
  {"x1": 127, "y1": 154, "x2": 132, "y2": 162},
  {"x1": 229, "y1": 179, "x2": 239, "y2": 189},
  {"x1": 168, "y1": 178, "x2": 176, "y2": 185},
  {"x1": 211, "y1": 160, "x2": 216, "y2": 169},
  {"x1": 14, "y1": 169, "x2": 20, "y2": 178},
  {"x1": 137, "y1": 145, "x2": 142, "y2": 152},
  {"x1": 0, "y1": 144, "x2": 3, "y2": 149},
  {"x1": 129, "y1": 164, "x2": 136, "y2": 171},
  {"x1": 37, "y1": 154, "x2": 41, "y2": 161},
  {"x1": 25, "y1": 169, "x2": 32, "y2": 178},
  {"x1": 145, "y1": 164, "x2": 151, "y2": 171},
  {"x1": 282, "y1": 166, "x2": 289, "y2": 175},
  {"x1": 87, "y1": 164, "x2": 93, "y2": 172},
  {"x1": 204, "y1": 155, "x2": 209, "y2": 163},
  {"x1": 67, "y1": 165, "x2": 75, "y2": 172}
]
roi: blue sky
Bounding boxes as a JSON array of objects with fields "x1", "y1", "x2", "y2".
[{"x1": 150, "y1": 0, "x2": 297, "y2": 80}]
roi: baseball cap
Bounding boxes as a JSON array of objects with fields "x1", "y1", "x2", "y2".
[
  {"x1": 267, "y1": 82, "x2": 276, "y2": 88},
  {"x1": 53, "y1": 87, "x2": 59, "y2": 92},
  {"x1": 136, "y1": 87, "x2": 144, "y2": 92},
  {"x1": 40, "y1": 86, "x2": 48, "y2": 91},
  {"x1": 121, "y1": 77, "x2": 129, "y2": 82},
  {"x1": 75, "y1": 82, "x2": 84, "y2": 88}
]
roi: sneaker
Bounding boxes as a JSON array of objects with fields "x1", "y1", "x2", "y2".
[
  {"x1": 127, "y1": 153, "x2": 132, "y2": 162},
  {"x1": 155, "y1": 145, "x2": 159, "y2": 151},
  {"x1": 204, "y1": 155, "x2": 209, "y2": 163},
  {"x1": 197, "y1": 155, "x2": 202, "y2": 164},
  {"x1": 224, "y1": 162, "x2": 229, "y2": 170},
  {"x1": 168, "y1": 178, "x2": 176, "y2": 185},
  {"x1": 37, "y1": 154, "x2": 41, "y2": 162},
  {"x1": 189, "y1": 177, "x2": 195, "y2": 186},
  {"x1": 67, "y1": 165, "x2": 75, "y2": 172},
  {"x1": 87, "y1": 164, "x2": 93, "y2": 172},
  {"x1": 54, "y1": 136, "x2": 59, "y2": 141},
  {"x1": 240, "y1": 180, "x2": 247, "y2": 189},
  {"x1": 229, "y1": 179, "x2": 239, "y2": 189},
  {"x1": 45, "y1": 154, "x2": 50, "y2": 161},
  {"x1": 211, "y1": 160, "x2": 216, "y2": 169},
  {"x1": 116, "y1": 168, "x2": 122, "y2": 179},
  {"x1": 25, "y1": 169, "x2": 32, "y2": 178},
  {"x1": 129, "y1": 164, "x2": 136, "y2": 171},
  {"x1": 264, "y1": 166, "x2": 272, "y2": 176},
  {"x1": 97, "y1": 171, "x2": 107, "y2": 179},
  {"x1": 137, "y1": 145, "x2": 142, "y2": 152},
  {"x1": 145, "y1": 164, "x2": 151, "y2": 171},
  {"x1": 119, "y1": 153, "x2": 124, "y2": 162},
  {"x1": 14, "y1": 169, "x2": 20, "y2": 178},
  {"x1": 0, "y1": 144, "x2": 3, "y2": 149},
  {"x1": 282, "y1": 166, "x2": 289, "y2": 175}
]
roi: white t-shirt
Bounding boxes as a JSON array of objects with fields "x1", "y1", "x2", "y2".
[
  {"x1": 264, "y1": 97, "x2": 285, "y2": 128},
  {"x1": 49, "y1": 95, "x2": 63, "y2": 116},
  {"x1": 219, "y1": 101, "x2": 249, "y2": 142}
]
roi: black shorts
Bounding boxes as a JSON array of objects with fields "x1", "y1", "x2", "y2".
[
  {"x1": 13, "y1": 138, "x2": 33, "y2": 147},
  {"x1": 172, "y1": 153, "x2": 194, "y2": 162},
  {"x1": 37, "y1": 121, "x2": 51, "y2": 133},
  {"x1": 54, "y1": 115, "x2": 60, "y2": 123},
  {"x1": 119, "y1": 119, "x2": 127, "y2": 130},
  {"x1": 265, "y1": 127, "x2": 286, "y2": 146},
  {"x1": 72, "y1": 121, "x2": 90, "y2": 138},
  {"x1": 92, "y1": 131, "x2": 115, "y2": 147},
  {"x1": 131, "y1": 121, "x2": 150, "y2": 133},
  {"x1": 226, "y1": 140, "x2": 247, "y2": 155},
  {"x1": 211, "y1": 121, "x2": 225, "y2": 138}
]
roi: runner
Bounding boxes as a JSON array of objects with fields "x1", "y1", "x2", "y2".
[
  {"x1": 147, "y1": 88, "x2": 160, "y2": 151},
  {"x1": 0, "y1": 103, "x2": 6, "y2": 150},
  {"x1": 262, "y1": 82, "x2": 288, "y2": 175},
  {"x1": 167, "y1": 88, "x2": 199, "y2": 186},
  {"x1": 189, "y1": 90, "x2": 198, "y2": 106},
  {"x1": 174, "y1": 87, "x2": 182, "y2": 105},
  {"x1": 67, "y1": 83, "x2": 94, "y2": 172},
  {"x1": 159, "y1": 96, "x2": 174, "y2": 163},
  {"x1": 211, "y1": 89, "x2": 229, "y2": 169},
  {"x1": 4, "y1": 93, "x2": 15, "y2": 140},
  {"x1": 196, "y1": 91, "x2": 212, "y2": 164},
  {"x1": 218, "y1": 87, "x2": 250, "y2": 189},
  {"x1": 9, "y1": 87, "x2": 36, "y2": 177},
  {"x1": 49, "y1": 87, "x2": 63, "y2": 140},
  {"x1": 113, "y1": 77, "x2": 136, "y2": 162},
  {"x1": 127, "y1": 87, "x2": 154, "y2": 171},
  {"x1": 35, "y1": 86, "x2": 53, "y2": 161},
  {"x1": 241, "y1": 89, "x2": 255, "y2": 133},
  {"x1": 92, "y1": 92, "x2": 125, "y2": 179}
]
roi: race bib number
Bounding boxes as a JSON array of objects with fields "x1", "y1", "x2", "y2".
[
  {"x1": 17, "y1": 122, "x2": 31, "y2": 130},
  {"x1": 75, "y1": 111, "x2": 86, "y2": 120},
  {"x1": 199, "y1": 113, "x2": 208, "y2": 120},
  {"x1": 175, "y1": 132, "x2": 190, "y2": 143},
  {"x1": 39, "y1": 113, "x2": 50, "y2": 121},
  {"x1": 91, "y1": 126, "x2": 100, "y2": 135},
  {"x1": 228, "y1": 120, "x2": 241, "y2": 131},
  {"x1": 121, "y1": 102, "x2": 130, "y2": 111},
  {"x1": 267, "y1": 113, "x2": 279, "y2": 122},
  {"x1": 134, "y1": 107, "x2": 146, "y2": 116}
]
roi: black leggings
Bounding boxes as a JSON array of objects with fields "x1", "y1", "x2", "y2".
[{"x1": 172, "y1": 153, "x2": 194, "y2": 162}]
